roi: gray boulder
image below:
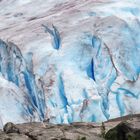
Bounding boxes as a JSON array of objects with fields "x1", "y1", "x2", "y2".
[{"x1": 3, "y1": 122, "x2": 20, "y2": 134}]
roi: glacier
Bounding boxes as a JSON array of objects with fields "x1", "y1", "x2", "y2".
[{"x1": 0, "y1": 0, "x2": 140, "y2": 127}]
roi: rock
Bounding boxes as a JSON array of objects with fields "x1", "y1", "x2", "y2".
[
  {"x1": 3, "y1": 122, "x2": 20, "y2": 134},
  {"x1": 0, "y1": 115, "x2": 139, "y2": 140},
  {"x1": 60, "y1": 138, "x2": 71, "y2": 140},
  {"x1": 105, "y1": 121, "x2": 140, "y2": 140},
  {"x1": 27, "y1": 127, "x2": 64, "y2": 140},
  {"x1": 0, "y1": 133, "x2": 31, "y2": 140}
]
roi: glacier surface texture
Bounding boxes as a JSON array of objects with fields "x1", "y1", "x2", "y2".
[{"x1": 0, "y1": 0, "x2": 140, "y2": 127}]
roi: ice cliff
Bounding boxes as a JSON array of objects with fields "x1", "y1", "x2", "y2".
[{"x1": 0, "y1": 0, "x2": 140, "y2": 127}]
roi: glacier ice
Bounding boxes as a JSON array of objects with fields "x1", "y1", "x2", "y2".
[
  {"x1": 0, "y1": 40, "x2": 45, "y2": 122},
  {"x1": 42, "y1": 24, "x2": 61, "y2": 50},
  {"x1": 0, "y1": 0, "x2": 140, "y2": 128}
]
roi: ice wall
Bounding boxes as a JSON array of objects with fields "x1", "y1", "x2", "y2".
[{"x1": 0, "y1": 0, "x2": 140, "y2": 127}]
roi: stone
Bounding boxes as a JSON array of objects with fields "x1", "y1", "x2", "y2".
[
  {"x1": 0, "y1": 133, "x2": 31, "y2": 140},
  {"x1": 105, "y1": 121, "x2": 140, "y2": 140},
  {"x1": 0, "y1": 114, "x2": 139, "y2": 140},
  {"x1": 3, "y1": 122, "x2": 20, "y2": 134}
]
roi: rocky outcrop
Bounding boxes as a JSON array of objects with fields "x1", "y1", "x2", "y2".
[
  {"x1": 3, "y1": 122, "x2": 20, "y2": 134},
  {"x1": 0, "y1": 122, "x2": 104, "y2": 140},
  {"x1": 105, "y1": 122, "x2": 140, "y2": 140},
  {"x1": 0, "y1": 114, "x2": 140, "y2": 140}
]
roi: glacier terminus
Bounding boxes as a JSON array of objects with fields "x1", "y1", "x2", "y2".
[{"x1": 0, "y1": 0, "x2": 140, "y2": 128}]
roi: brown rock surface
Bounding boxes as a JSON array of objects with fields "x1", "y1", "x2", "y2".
[{"x1": 0, "y1": 114, "x2": 140, "y2": 140}]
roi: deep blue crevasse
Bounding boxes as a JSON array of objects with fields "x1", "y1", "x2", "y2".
[
  {"x1": 42, "y1": 24, "x2": 61, "y2": 50},
  {"x1": 58, "y1": 74, "x2": 69, "y2": 113},
  {"x1": 87, "y1": 58, "x2": 95, "y2": 81}
]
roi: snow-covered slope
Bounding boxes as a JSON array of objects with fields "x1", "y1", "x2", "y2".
[{"x1": 0, "y1": 0, "x2": 140, "y2": 127}]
